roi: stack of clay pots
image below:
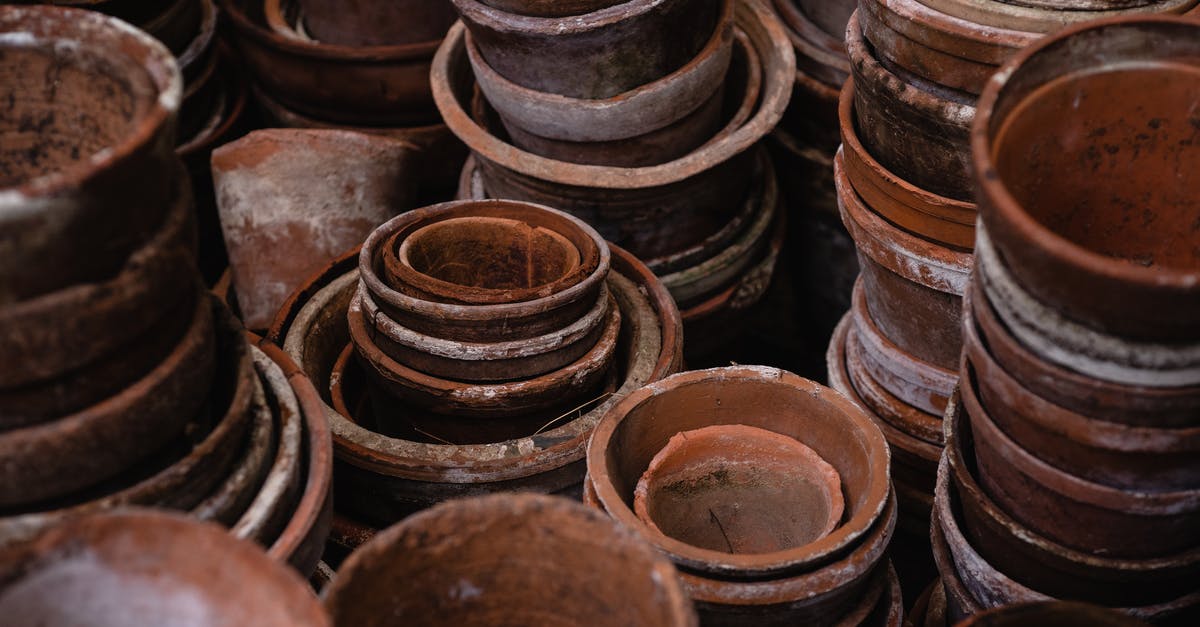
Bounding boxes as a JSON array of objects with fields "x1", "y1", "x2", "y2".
[
  {"x1": 585, "y1": 367, "x2": 901, "y2": 625},
  {"x1": 218, "y1": 0, "x2": 465, "y2": 199},
  {"x1": 0, "y1": 5, "x2": 331, "y2": 577},
  {"x1": 935, "y1": 17, "x2": 1200, "y2": 625},
  {"x1": 269, "y1": 198, "x2": 683, "y2": 531},
  {"x1": 438, "y1": 0, "x2": 796, "y2": 364}
]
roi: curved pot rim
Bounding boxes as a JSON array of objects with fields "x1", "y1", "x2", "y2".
[
  {"x1": 452, "y1": 0, "x2": 696, "y2": 35},
  {"x1": 920, "y1": 0, "x2": 1197, "y2": 34}
]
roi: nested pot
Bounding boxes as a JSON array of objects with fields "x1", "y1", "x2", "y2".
[
  {"x1": 0, "y1": 510, "x2": 329, "y2": 627},
  {"x1": 963, "y1": 282, "x2": 1200, "y2": 492},
  {"x1": 432, "y1": 0, "x2": 795, "y2": 262},
  {"x1": 772, "y1": 0, "x2": 850, "y2": 87},
  {"x1": 324, "y1": 494, "x2": 697, "y2": 626},
  {"x1": 479, "y1": 0, "x2": 624, "y2": 17},
  {"x1": 920, "y1": 0, "x2": 1197, "y2": 33},
  {"x1": 221, "y1": 0, "x2": 441, "y2": 126},
  {"x1": 452, "y1": 0, "x2": 725, "y2": 99},
  {"x1": 973, "y1": 16, "x2": 1200, "y2": 343},
  {"x1": 275, "y1": 245, "x2": 682, "y2": 525},
  {"x1": 839, "y1": 79, "x2": 976, "y2": 251},
  {"x1": 941, "y1": 396, "x2": 1200, "y2": 614},
  {"x1": 957, "y1": 601, "x2": 1152, "y2": 627},
  {"x1": 298, "y1": 0, "x2": 458, "y2": 46},
  {"x1": 588, "y1": 366, "x2": 891, "y2": 579},
  {"x1": 835, "y1": 152, "x2": 972, "y2": 371},
  {"x1": 0, "y1": 5, "x2": 182, "y2": 304},
  {"x1": 176, "y1": 0, "x2": 221, "y2": 141}
]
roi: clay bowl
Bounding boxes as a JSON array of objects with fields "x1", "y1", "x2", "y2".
[
  {"x1": 839, "y1": 78, "x2": 976, "y2": 251},
  {"x1": 324, "y1": 494, "x2": 696, "y2": 626},
  {"x1": 962, "y1": 282, "x2": 1200, "y2": 492},
  {"x1": 0, "y1": 510, "x2": 329, "y2": 626},
  {"x1": 921, "y1": 0, "x2": 1197, "y2": 33},
  {"x1": 299, "y1": 0, "x2": 457, "y2": 46},
  {"x1": 588, "y1": 366, "x2": 891, "y2": 578},
  {"x1": 479, "y1": 0, "x2": 623, "y2": 17},
  {"x1": 465, "y1": 0, "x2": 733, "y2": 145},
  {"x1": 277, "y1": 245, "x2": 682, "y2": 523},
  {"x1": 956, "y1": 601, "x2": 1151, "y2": 627},
  {"x1": 945, "y1": 391, "x2": 1200, "y2": 609},
  {"x1": 0, "y1": 5, "x2": 182, "y2": 303},
  {"x1": 974, "y1": 16, "x2": 1200, "y2": 343},
  {"x1": 431, "y1": 0, "x2": 794, "y2": 262},
  {"x1": 834, "y1": 150, "x2": 972, "y2": 371},
  {"x1": 220, "y1": 0, "x2": 440, "y2": 126},
  {"x1": 633, "y1": 424, "x2": 845, "y2": 555},
  {"x1": 361, "y1": 200, "x2": 609, "y2": 342},
  {"x1": 452, "y1": 0, "x2": 724, "y2": 99}
]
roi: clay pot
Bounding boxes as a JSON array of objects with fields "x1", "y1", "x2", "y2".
[
  {"x1": 432, "y1": 0, "x2": 794, "y2": 262},
  {"x1": 0, "y1": 5, "x2": 182, "y2": 304},
  {"x1": 478, "y1": 0, "x2": 624, "y2": 17},
  {"x1": 221, "y1": 0, "x2": 440, "y2": 126},
  {"x1": 633, "y1": 424, "x2": 845, "y2": 555},
  {"x1": 0, "y1": 510, "x2": 329, "y2": 626},
  {"x1": 140, "y1": 0, "x2": 206, "y2": 55},
  {"x1": 945, "y1": 391, "x2": 1200, "y2": 610},
  {"x1": 921, "y1": 0, "x2": 1196, "y2": 33},
  {"x1": 276, "y1": 244, "x2": 682, "y2": 525},
  {"x1": 299, "y1": 0, "x2": 457, "y2": 46},
  {"x1": 963, "y1": 281, "x2": 1200, "y2": 491},
  {"x1": 452, "y1": 0, "x2": 724, "y2": 99},
  {"x1": 973, "y1": 16, "x2": 1200, "y2": 342},
  {"x1": 324, "y1": 494, "x2": 696, "y2": 626},
  {"x1": 839, "y1": 79, "x2": 976, "y2": 250},
  {"x1": 955, "y1": 601, "x2": 1151, "y2": 627},
  {"x1": 177, "y1": 0, "x2": 221, "y2": 139},
  {"x1": 588, "y1": 366, "x2": 891, "y2": 578},
  {"x1": 772, "y1": 0, "x2": 850, "y2": 86},
  {"x1": 190, "y1": 375, "x2": 277, "y2": 526},
  {"x1": 834, "y1": 151, "x2": 972, "y2": 371}
]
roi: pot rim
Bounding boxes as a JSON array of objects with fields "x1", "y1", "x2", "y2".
[
  {"x1": 920, "y1": 0, "x2": 1197, "y2": 34},
  {"x1": 224, "y1": 0, "x2": 441, "y2": 61},
  {"x1": 859, "y1": 0, "x2": 1030, "y2": 65},
  {"x1": 179, "y1": 0, "x2": 219, "y2": 72},
  {"x1": 452, "y1": 0, "x2": 696, "y2": 35}
]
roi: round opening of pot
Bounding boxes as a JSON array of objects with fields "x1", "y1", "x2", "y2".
[
  {"x1": 398, "y1": 216, "x2": 582, "y2": 292},
  {"x1": 990, "y1": 60, "x2": 1200, "y2": 273},
  {"x1": 633, "y1": 424, "x2": 845, "y2": 555}
]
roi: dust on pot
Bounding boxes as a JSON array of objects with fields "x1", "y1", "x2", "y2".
[
  {"x1": 973, "y1": 16, "x2": 1200, "y2": 343},
  {"x1": 298, "y1": 0, "x2": 458, "y2": 46}
]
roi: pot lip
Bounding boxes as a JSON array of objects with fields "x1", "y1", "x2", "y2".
[
  {"x1": 863, "y1": 0, "x2": 1032, "y2": 61},
  {"x1": 771, "y1": 0, "x2": 849, "y2": 80},
  {"x1": 465, "y1": 0, "x2": 734, "y2": 143},
  {"x1": 586, "y1": 365, "x2": 892, "y2": 578},
  {"x1": 224, "y1": 0, "x2": 441, "y2": 61},
  {"x1": 359, "y1": 199, "x2": 610, "y2": 322},
  {"x1": 972, "y1": 15, "x2": 1200, "y2": 291},
  {"x1": 178, "y1": 0, "x2": 218, "y2": 71},
  {"x1": 0, "y1": 5, "x2": 182, "y2": 207},
  {"x1": 179, "y1": 45, "x2": 249, "y2": 158},
  {"x1": 452, "y1": 0, "x2": 693, "y2": 35},
  {"x1": 919, "y1": 0, "x2": 1198, "y2": 34},
  {"x1": 431, "y1": 0, "x2": 795, "y2": 189},
  {"x1": 959, "y1": 601, "x2": 1159, "y2": 627},
  {"x1": 850, "y1": 277, "x2": 958, "y2": 393}
]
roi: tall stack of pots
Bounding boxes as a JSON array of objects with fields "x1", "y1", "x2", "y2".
[
  {"x1": 437, "y1": 0, "x2": 796, "y2": 365},
  {"x1": 936, "y1": 17, "x2": 1200, "y2": 625},
  {"x1": 218, "y1": 0, "x2": 466, "y2": 201},
  {"x1": 585, "y1": 367, "x2": 902, "y2": 625},
  {"x1": 0, "y1": 5, "x2": 331, "y2": 577},
  {"x1": 268, "y1": 199, "x2": 683, "y2": 533}
]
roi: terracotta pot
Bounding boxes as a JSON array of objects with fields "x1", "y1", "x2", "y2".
[
  {"x1": 0, "y1": 5, "x2": 182, "y2": 304},
  {"x1": 973, "y1": 16, "x2": 1200, "y2": 342},
  {"x1": 633, "y1": 424, "x2": 845, "y2": 554},
  {"x1": 478, "y1": 0, "x2": 624, "y2": 17},
  {"x1": 835, "y1": 151, "x2": 972, "y2": 371},
  {"x1": 277, "y1": 245, "x2": 682, "y2": 524},
  {"x1": 921, "y1": 0, "x2": 1197, "y2": 33},
  {"x1": 452, "y1": 0, "x2": 724, "y2": 99},
  {"x1": 963, "y1": 281, "x2": 1200, "y2": 491},
  {"x1": 0, "y1": 510, "x2": 329, "y2": 626},
  {"x1": 176, "y1": 0, "x2": 221, "y2": 140},
  {"x1": 220, "y1": 0, "x2": 440, "y2": 126},
  {"x1": 190, "y1": 375, "x2": 277, "y2": 526},
  {"x1": 839, "y1": 79, "x2": 976, "y2": 250},
  {"x1": 843, "y1": 321, "x2": 945, "y2": 448},
  {"x1": 298, "y1": 0, "x2": 457, "y2": 46},
  {"x1": 325, "y1": 494, "x2": 696, "y2": 626},
  {"x1": 945, "y1": 391, "x2": 1200, "y2": 610},
  {"x1": 140, "y1": 0, "x2": 205, "y2": 55},
  {"x1": 845, "y1": 11, "x2": 980, "y2": 201},
  {"x1": 955, "y1": 601, "x2": 1151, "y2": 627},
  {"x1": 772, "y1": 0, "x2": 850, "y2": 86},
  {"x1": 431, "y1": 0, "x2": 795, "y2": 261},
  {"x1": 588, "y1": 366, "x2": 891, "y2": 578}
]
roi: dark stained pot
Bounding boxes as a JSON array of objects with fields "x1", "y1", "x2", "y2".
[
  {"x1": 919, "y1": 0, "x2": 1196, "y2": 33},
  {"x1": 299, "y1": 0, "x2": 458, "y2": 46},
  {"x1": 954, "y1": 601, "x2": 1150, "y2": 627}
]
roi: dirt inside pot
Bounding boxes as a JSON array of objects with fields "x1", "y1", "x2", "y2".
[
  {"x1": 399, "y1": 216, "x2": 581, "y2": 291},
  {"x1": 993, "y1": 62, "x2": 1200, "y2": 272}
]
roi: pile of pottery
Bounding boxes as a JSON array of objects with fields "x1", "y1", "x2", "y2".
[
  {"x1": 438, "y1": 0, "x2": 796, "y2": 363},
  {"x1": 0, "y1": 5, "x2": 331, "y2": 576},
  {"x1": 270, "y1": 198, "x2": 683, "y2": 529},
  {"x1": 935, "y1": 17, "x2": 1200, "y2": 625},
  {"x1": 218, "y1": 0, "x2": 465, "y2": 198},
  {"x1": 585, "y1": 367, "x2": 901, "y2": 625}
]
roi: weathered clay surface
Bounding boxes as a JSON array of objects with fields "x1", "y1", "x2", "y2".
[
  {"x1": 301, "y1": 0, "x2": 457, "y2": 46},
  {"x1": 957, "y1": 601, "x2": 1152, "y2": 627}
]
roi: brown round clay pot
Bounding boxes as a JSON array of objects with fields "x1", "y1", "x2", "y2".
[
  {"x1": 973, "y1": 16, "x2": 1200, "y2": 343},
  {"x1": 955, "y1": 601, "x2": 1151, "y2": 627},
  {"x1": 479, "y1": 0, "x2": 624, "y2": 17},
  {"x1": 190, "y1": 375, "x2": 276, "y2": 526},
  {"x1": 843, "y1": 319, "x2": 945, "y2": 448},
  {"x1": 298, "y1": 0, "x2": 457, "y2": 46},
  {"x1": 324, "y1": 493, "x2": 696, "y2": 626},
  {"x1": 588, "y1": 366, "x2": 891, "y2": 578},
  {"x1": 452, "y1": 0, "x2": 724, "y2": 99},
  {"x1": 633, "y1": 424, "x2": 845, "y2": 555},
  {"x1": 0, "y1": 5, "x2": 182, "y2": 304},
  {"x1": 0, "y1": 510, "x2": 329, "y2": 626},
  {"x1": 921, "y1": 0, "x2": 1196, "y2": 33},
  {"x1": 220, "y1": 0, "x2": 441, "y2": 126}
]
